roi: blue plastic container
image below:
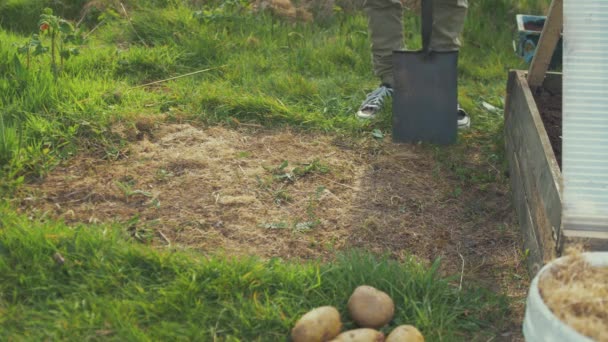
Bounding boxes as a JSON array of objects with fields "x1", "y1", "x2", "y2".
[{"x1": 515, "y1": 14, "x2": 563, "y2": 69}]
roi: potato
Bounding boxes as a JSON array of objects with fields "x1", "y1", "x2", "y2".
[
  {"x1": 330, "y1": 328, "x2": 385, "y2": 342},
  {"x1": 347, "y1": 285, "x2": 395, "y2": 328},
  {"x1": 291, "y1": 306, "x2": 342, "y2": 342},
  {"x1": 386, "y1": 325, "x2": 424, "y2": 342}
]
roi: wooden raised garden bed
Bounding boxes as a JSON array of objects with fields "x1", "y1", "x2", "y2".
[
  {"x1": 505, "y1": 70, "x2": 608, "y2": 275},
  {"x1": 505, "y1": 70, "x2": 562, "y2": 275}
]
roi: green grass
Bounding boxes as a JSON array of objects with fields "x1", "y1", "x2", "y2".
[
  {"x1": 0, "y1": 0, "x2": 551, "y2": 340},
  {"x1": 0, "y1": 204, "x2": 507, "y2": 341},
  {"x1": 0, "y1": 0, "x2": 549, "y2": 186}
]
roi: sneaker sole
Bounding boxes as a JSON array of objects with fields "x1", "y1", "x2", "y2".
[{"x1": 356, "y1": 110, "x2": 376, "y2": 119}]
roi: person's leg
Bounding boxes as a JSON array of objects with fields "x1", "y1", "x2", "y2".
[
  {"x1": 357, "y1": 0, "x2": 404, "y2": 118},
  {"x1": 364, "y1": 0, "x2": 404, "y2": 87},
  {"x1": 358, "y1": 0, "x2": 470, "y2": 125},
  {"x1": 432, "y1": 0, "x2": 470, "y2": 128},
  {"x1": 430, "y1": 0, "x2": 468, "y2": 52}
]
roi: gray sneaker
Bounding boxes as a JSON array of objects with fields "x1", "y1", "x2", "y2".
[
  {"x1": 356, "y1": 84, "x2": 393, "y2": 119},
  {"x1": 357, "y1": 86, "x2": 471, "y2": 129},
  {"x1": 457, "y1": 104, "x2": 471, "y2": 129}
]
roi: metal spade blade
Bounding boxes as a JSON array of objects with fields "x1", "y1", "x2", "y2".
[{"x1": 392, "y1": 0, "x2": 459, "y2": 145}]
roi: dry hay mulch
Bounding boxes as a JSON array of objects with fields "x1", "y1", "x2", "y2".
[
  {"x1": 19, "y1": 123, "x2": 526, "y2": 306},
  {"x1": 253, "y1": 0, "x2": 420, "y2": 22},
  {"x1": 253, "y1": 0, "x2": 314, "y2": 22},
  {"x1": 539, "y1": 249, "x2": 608, "y2": 341}
]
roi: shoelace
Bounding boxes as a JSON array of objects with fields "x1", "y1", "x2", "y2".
[{"x1": 360, "y1": 86, "x2": 393, "y2": 109}]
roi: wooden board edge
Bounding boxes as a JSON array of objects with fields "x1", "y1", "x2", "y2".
[
  {"x1": 514, "y1": 70, "x2": 563, "y2": 192},
  {"x1": 508, "y1": 71, "x2": 561, "y2": 261},
  {"x1": 562, "y1": 229, "x2": 608, "y2": 251},
  {"x1": 504, "y1": 70, "x2": 518, "y2": 122},
  {"x1": 507, "y1": 137, "x2": 544, "y2": 274},
  {"x1": 527, "y1": 0, "x2": 563, "y2": 88}
]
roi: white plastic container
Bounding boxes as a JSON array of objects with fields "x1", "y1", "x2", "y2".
[{"x1": 523, "y1": 252, "x2": 608, "y2": 342}]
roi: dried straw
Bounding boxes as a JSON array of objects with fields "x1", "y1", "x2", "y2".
[{"x1": 539, "y1": 247, "x2": 608, "y2": 341}]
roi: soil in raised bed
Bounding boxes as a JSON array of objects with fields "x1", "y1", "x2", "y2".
[{"x1": 533, "y1": 88, "x2": 562, "y2": 168}]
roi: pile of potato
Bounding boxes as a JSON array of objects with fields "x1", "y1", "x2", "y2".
[{"x1": 291, "y1": 285, "x2": 424, "y2": 342}]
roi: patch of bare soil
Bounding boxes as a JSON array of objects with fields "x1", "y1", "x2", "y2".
[{"x1": 20, "y1": 123, "x2": 527, "y2": 335}]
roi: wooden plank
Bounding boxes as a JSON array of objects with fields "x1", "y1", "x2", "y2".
[
  {"x1": 507, "y1": 138, "x2": 543, "y2": 274},
  {"x1": 513, "y1": 70, "x2": 563, "y2": 215},
  {"x1": 507, "y1": 70, "x2": 608, "y2": 256},
  {"x1": 506, "y1": 72, "x2": 544, "y2": 275},
  {"x1": 563, "y1": 229, "x2": 608, "y2": 251},
  {"x1": 505, "y1": 71, "x2": 562, "y2": 264},
  {"x1": 527, "y1": 0, "x2": 563, "y2": 88}
]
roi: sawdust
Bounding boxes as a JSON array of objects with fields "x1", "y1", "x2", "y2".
[
  {"x1": 20, "y1": 123, "x2": 527, "y2": 333},
  {"x1": 539, "y1": 248, "x2": 608, "y2": 341}
]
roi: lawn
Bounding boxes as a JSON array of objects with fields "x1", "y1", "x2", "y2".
[{"x1": 1, "y1": 0, "x2": 549, "y2": 340}]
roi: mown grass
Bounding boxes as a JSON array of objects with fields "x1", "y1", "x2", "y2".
[
  {"x1": 0, "y1": 204, "x2": 507, "y2": 341},
  {"x1": 0, "y1": 0, "x2": 549, "y2": 189},
  {"x1": 0, "y1": 0, "x2": 550, "y2": 340}
]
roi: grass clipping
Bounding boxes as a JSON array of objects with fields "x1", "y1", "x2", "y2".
[{"x1": 539, "y1": 249, "x2": 608, "y2": 341}]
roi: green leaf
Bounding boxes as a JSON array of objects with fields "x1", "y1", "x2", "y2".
[
  {"x1": 63, "y1": 31, "x2": 86, "y2": 45},
  {"x1": 453, "y1": 186, "x2": 463, "y2": 197},
  {"x1": 60, "y1": 50, "x2": 71, "y2": 60},
  {"x1": 59, "y1": 20, "x2": 73, "y2": 34},
  {"x1": 12, "y1": 54, "x2": 24, "y2": 74},
  {"x1": 294, "y1": 221, "x2": 317, "y2": 232},
  {"x1": 70, "y1": 48, "x2": 80, "y2": 56},
  {"x1": 75, "y1": 36, "x2": 86, "y2": 45},
  {"x1": 260, "y1": 222, "x2": 289, "y2": 230},
  {"x1": 42, "y1": 7, "x2": 53, "y2": 15},
  {"x1": 99, "y1": 8, "x2": 120, "y2": 22},
  {"x1": 371, "y1": 129, "x2": 384, "y2": 139},
  {"x1": 33, "y1": 45, "x2": 48, "y2": 56}
]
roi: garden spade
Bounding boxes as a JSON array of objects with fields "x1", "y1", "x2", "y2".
[{"x1": 392, "y1": 0, "x2": 458, "y2": 145}]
